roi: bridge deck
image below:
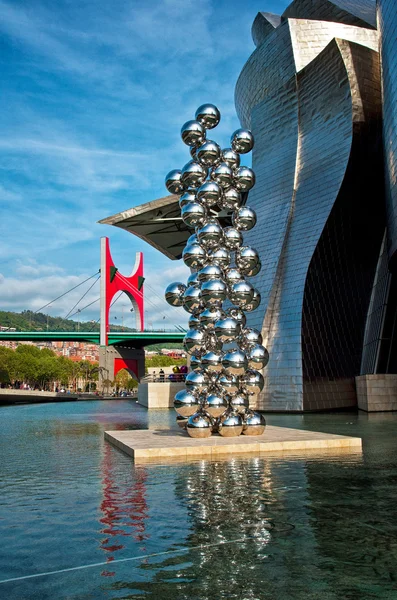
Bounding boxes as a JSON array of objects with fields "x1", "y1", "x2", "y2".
[{"x1": 0, "y1": 331, "x2": 185, "y2": 347}]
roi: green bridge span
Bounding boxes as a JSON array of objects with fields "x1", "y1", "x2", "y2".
[{"x1": 0, "y1": 331, "x2": 185, "y2": 348}]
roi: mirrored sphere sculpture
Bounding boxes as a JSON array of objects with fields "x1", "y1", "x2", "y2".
[{"x1": 164, "y1": 103, "x2": 269, "y2": 438}]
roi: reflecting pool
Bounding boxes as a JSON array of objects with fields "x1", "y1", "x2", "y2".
[{"x1": 0, "y1": 401, "x2": 397, "y2": 599}]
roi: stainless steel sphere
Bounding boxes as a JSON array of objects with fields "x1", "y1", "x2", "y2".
[
  {"x1": 182, "y1": 285, "x2": 202, "y2": 313},
  {"x1": 186, "y1": 410, "x2": 212, "y2": 438},
  {"x1": 248, "y1": 344, "x2": 269, "y2": 370},
  {"x1": 208, "y1": 247, "x2": 231, "y2": 269},
  {"x1": 232, "y1": 206, "x2": 257, "y2": 231},
  {"x1": 188, "y1": 313, "x2": 201, "y2": 330},
  {"x1": 165, "y1": 169, "x2": 184, "y2": 194},
  {"x1": 190, "y1": 354, "x2": 202, "y2": 370},
  {"x1": 195, "y1": 104, "x2": 220, "y2": 130},
  {"x1": 241, "y1": 369, "x2": 264, "y2": 396},
  {"x1": 190, "y1": 146, "x2": 199, "y2": 162},
  {"x1": 245, "y1": 288, "x2": 261, "y2": 312},
  {"x1": 174, "y1": 389, "x2": 200, "y2": 417},
  {"x1": 165, "y1": 282, "x2": 186, "y2": 307},
  {"x1": 221, "y1": 148, "x2": 240, "y2": 169},
  {"x1": 217, "y1": 372, "x2": 239, "y2": 394},
  {"x1": 182, "y1": 242, "x2": 207, "y2": 269},
  {"x1": 236, "y1": 246, "x2": 261, "y2": 276},
  {"x1": 197, "y1": 264, "x2": 223, "y2": 283},
  {"x1": 243, "y1": 411, "x2": 266, "y2": 435},
  {"x1": 181, "y1": 202, "x2": 208, "y2": 228},
  {"x1": 231, "y1": 128, "x2": 254, "y2": 154},
  {"x1": 218, "y1": 411, "x2": 243, "y2": 437},
  {"x1": 181, "y1": 120, "x2": 206, "y2": 147},
  {"x1": 196, "y1": 181, "x2": 222, "y2": 208},
  {"x1": 176, "y1": 415, "x2": 188, "y2": 428},
  {"x1": 196, "y1": 140, "x2": 221, "y2": 167},
  {"x1": 229, "y1": 280, "x2": 255, "y2": 308},
  {"x1": 199, "y1": 305, "x2": 224, "y2": 329},
  {"x1": 179, "y1": 190, "x2": 196, "y2": 209},
  {"x1": 204, "y1": 330, "x2": 223, "y2": 352},
  {"x1": 223, "y1": 227, "x2": 243, "y2": 250},
  {"x1": 197, "y1": 220, "x2": 224, "y2": 250},
  {"x1": 183, "y1": 328, "x2": 206, "y2": 356},
  {"x1": 224, "y1": 267, "x2": 244, "y2": 287},
  {"x1": 214, "y1": 317, "x2": 241, "y2": 343},
  {"x1": 226, "y1": 306, "x2": 247, "y2": 328},
  {"x1": 239, "y1": 327, "x2": 263, "y2": 349},
  {"x1": 211, "y1": 163, "x2": 234, "y2": 189},
  {"x1": 233, "y1": 167, "x2": 256, "y2": 192},
  {"x1": 228, "y1": 391, "x2": 250, "y2": 414},
  {"x1": 187, "y1": 272, "x2": 200, "y2": 288},
  {"x1": 187, "y1": 233, "x2": 198, "y2": 245},
  {"x1": 222, "y1": 348, "x2": 248, "y2": 377},
  {"x1": 201, "y1": 278, "x2": 227, "y2": 306},
  {"x1": 221, "y1": 187, "x2": 242, "y2": 211},
  {"x1": 205, "y1": 393, "x2": 228, "y2": 418},
  {"x1": 201, "y1": 350, "x2": 224, "y2": 373},
  {"x1": 185, "y1": 369, "x2": 209, "y2": 394},
  {"x1": 181, "y1": 160, "x2": 207, "y2": 189}
]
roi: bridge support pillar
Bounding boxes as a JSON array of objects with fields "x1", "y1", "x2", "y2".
[{"x1": 99, "y1": 346, "x2": 145, "y2": 393}]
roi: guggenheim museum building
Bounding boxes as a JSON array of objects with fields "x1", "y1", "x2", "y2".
[{"x1": 101, "y1": 0, "x2": 397, "y2": 413}]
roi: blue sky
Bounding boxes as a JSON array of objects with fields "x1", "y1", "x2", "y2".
[{"x1": 0, "y1": 0, "x2": 289, "y2": 330}]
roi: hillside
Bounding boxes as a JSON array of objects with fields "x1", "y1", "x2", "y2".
[{"x1": 0, "y1": 310, "x2": 132, "y2": 333}]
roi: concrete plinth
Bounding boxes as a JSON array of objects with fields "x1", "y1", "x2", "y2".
[
  {"x1": 356, "y1": 374, "x2": 397, "y2": 412},
  {"x1": 105, "y1": 426, "x2": 362, "y2": 462},
  {"x1": 137, "y1": 382, "x2": 185, "y2": 409}
]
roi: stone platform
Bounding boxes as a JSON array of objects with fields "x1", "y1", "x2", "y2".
[{"x1": 104, "y1": 426, "x2": 362, "y2": 462}]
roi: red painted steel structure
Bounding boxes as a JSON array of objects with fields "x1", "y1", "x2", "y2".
[{"x1": 100, "y1": 237, "x2": 144, "y2": 346}]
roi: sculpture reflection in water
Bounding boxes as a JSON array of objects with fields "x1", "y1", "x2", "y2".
[{"x1": 165, "y1": 104, "x2": 268, "y2": 438}]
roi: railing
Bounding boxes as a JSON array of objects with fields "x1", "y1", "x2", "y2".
[{"x1": 142, "y1": 374, "x2": 187, "y2": 383}]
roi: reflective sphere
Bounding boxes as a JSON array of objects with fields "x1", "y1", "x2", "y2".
[
  {"x1": 187, "y1": 272, "x2": 200, "y2": 288},
  {"x1": 185, "y1": 369, "x2": 209, "y2": 394},
  {"x1": 199, "y1": 305, "x2": 224, "y2": 329},
  {"x1": 195, "y1": 104, "x2": 221, "y2": 130},
  {"x1": 205, "y1": 393, "x2": 228, "y2": 418},
  {"x1": 197, "y1": 220, "x2": 224, "y2": 250},
  {"x1": 231, "y1": 128, "x2": 254, "y2": 154},
  {"x1": 201, "y1": 279, "x2": 227, "y2": 306},
  {"x1": 183, "y1": 328, "x2": 206, "y2": 356},
  {"x1": 201, "y1": 351, "x2": 224, "y2": 373},
  {"x1": 190, "y1": 354, "x2": 202, "y2": 370},
  {"x1": 196, "y1": 181, "x2": 222, "y2": 208},
  {"x1": 241, "y1": 369, "x2": 264, "y2": 396},
  {"x1": 243, "y1": 411, "x2": 266, "y2": 435},
  {"x1": 205, "y1": 330, "x2": 223, "y2": 353},
  {"x1": 218, "y1": 411, "x2": 243, "y2": 437},
  {"x1": 222, "y1": 148, "x2": 240, "y2": 169},
  {"x1": 234, "y1": 166, "x2": 256, "y2": 192},
  {"x1": 217, "y1": 372, "x2": 239, "y2": 394},
  {"x1": 236, "y1": 246, "x2": 261, "y2": 276},
  {"x1": 182, "y1": 242, "x2": 207, "y2": 269},
  {"x1": 223, "y1": 227, "x2": 243, "y2": 250},
  {"x1": 208, "y1": 247, "x2": 231, "y2": 269},
  {"x1": 181, "y1": 160, "x2": 207, "y2": 189},
  {"x1": 179, "y1": 190, "x2": 196, "y2": 209},
  {"x1": 183, "y1": 285, "x2": 202, "y2": 313},
  {"x1": 221, "y1": 187, "x2": 242, "y2": 211},
  {"x1": 186, "y1": 410, "x2": 212, "y2": 438},
  {"x1": 228, "y1": 391, "x2": 249, "y2": 414},
  {"x1": 181, "y1": 202, "x2": 208, "y2": 228},
  {"x1": 197, "y1": 264, "x2": 223, "y2": 283},
  {"x1": 245, "y1": 288, "x2": 261, "y2": 312},
  {"x1": 211, "y1": 163, "x2": 234, "y2": 189},
  {"x1": 188, "y1": 313, "x2": 201, "y2": 330},
  {"x1": 176, "y1": 415, "x2": 188, "y2": 428},
  {"x1": 174, "y1": 389, "x2": 200, "y2": 417},
  {"x1": 181, "y1": 120, "x2": 206, "y2": 147},
  {"x1": 214, "y1": 317, "x2": 241, "y2": 343},
  {"x1": 165, "y1": 169, "x2": 184, "y2": 194},
  {"x1": 232, "y1": 206, "x2": 257, "y2": 231},
  {"x1": 187, "y1": 233, "x2": 198, "y2": 245},
  {"x1": 222, "y1": 348, "x2": 248, "y2": 376},
  {"x1": 248, "y1": 344, "x2": 269, "y2": 370},
  {"x1": 190, "y1": 146, "x2": 199, "y2": 162},
  {"x1": 224, "y1": 267, "x2": 244, "y2": 287},
  {"x1": 239, "y1": 327, "x2": 263, "y2": 349},
  {"x1": 226, "y1": 306, "x2": 246, "y2": 328},
  {"x1": 196, "y1": 140, "x2": 221, "y2": 167},
  {"x1": 229, "y1": 280, "x2": 255, "y2": 308},
  {"x1": 165, "y1": 282, "x2": 186, "y2": 307}
]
